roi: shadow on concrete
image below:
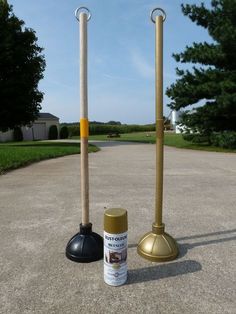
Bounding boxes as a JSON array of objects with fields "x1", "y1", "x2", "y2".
[
  {"x1": 177, "y1": 228, "x2": 236, "y2": 258},
  {"x1": 176, "y1": 228, "x2": 236, "y2": 242},
  {"x1": 35, "y1": 139, "x2": 146, "y2": 148},
  {"x1": 127, "y1": 229, "x2": 236, "y2": 285},
  {"x1": 128, "y1": 243, "x2": 138, "y2": 249},
  {"x1": 127, "y1": 260, "x2": 201, "y2": 285},
  {"x1": 89, "y1": 140, "x2": 151, "y2": 148},
  {"x1": 128, "y1": 228, "x2": 236, "y2": 258},
  {"x1": 178, "y1": 235, "x2": 236, "y2": 258}
]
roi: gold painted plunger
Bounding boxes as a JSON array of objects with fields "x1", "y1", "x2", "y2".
[{"x1": 137, "y1": 9, "x2": 178, "y2": 262}]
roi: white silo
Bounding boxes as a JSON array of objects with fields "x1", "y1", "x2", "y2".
[{"x1": 171, "y1": 110, "x2": 182, "y2": 133}]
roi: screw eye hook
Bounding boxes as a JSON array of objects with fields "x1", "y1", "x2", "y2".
[
  {"x1": 75, "y1": 7, "x2": 91, "y2": 22},
  {"x1": 150, "y1": 8, "x2": 166, "y2": 23}
]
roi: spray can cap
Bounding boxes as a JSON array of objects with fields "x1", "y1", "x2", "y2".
[{"x1": 104, "y1": 208, "x2": 128, "y2": 234}]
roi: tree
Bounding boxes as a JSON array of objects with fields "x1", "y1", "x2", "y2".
[
  {"x1": 48, "y1": 125, "x2": 58, "y2": 140},
  {"x1": 166, "y1": 0, "x2": 236, "y2": 138},
  {"x1": 60, "y1": 126, "x2": 69, "y2": 139},
  {"x1": 107, "y1": 121, "x2": 122, "y2": 125},
  {"x1": 0, "y1": 0, "x2": 45, "y2": 132}
]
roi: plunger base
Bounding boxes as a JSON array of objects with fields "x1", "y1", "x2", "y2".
[
  {"x1": 66, "y1": 223, "x2": 103, "y2": 263},
  {"x1": 137, "y1": 223, "x2": 178, "y2": 262}
]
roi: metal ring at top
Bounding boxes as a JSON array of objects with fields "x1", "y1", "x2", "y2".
[
  {"x1": 75, "y1": 7, "x2": 91, "y2": 22},
  {"x1": 150, "y1": 8, "x2": 166, "y2": 23}
]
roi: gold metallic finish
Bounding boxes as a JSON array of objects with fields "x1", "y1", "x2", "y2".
[
  {"x1": 152, "y1": 223, "x2": 165, "y2": 235},
  {"x1": 150, "y1": 8, "x2": 166, "y2": 23},
  {"x1": 155, "y1": 16, "x2": 163, "y2": 120},
  {"x1": 137, "y1": 11, "x2": 178, "y2": 262},
  {"x1": 137, "y1": 231, "x2": 178, "y2": 262},
  {"x1": 156, "y1": 119, "x2": 164, "y2": 139},
  {"x1": 104, "y1": 208, "x2": 127, "y2": 234},
  {"x1": 80, "y1": 118, "x2": 89, "y2": 138},
  {"x1": 155, "y1": 16, "x2": 164, "y2": 227}
]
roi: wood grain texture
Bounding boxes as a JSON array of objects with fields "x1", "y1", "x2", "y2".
[{"x1": 80, "y1": 13, "x2": 89, "y2": 225}]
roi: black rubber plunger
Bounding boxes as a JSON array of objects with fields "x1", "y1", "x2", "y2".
[{"x1": 66, "y1": 223, "x2": 103, "y2": 263}]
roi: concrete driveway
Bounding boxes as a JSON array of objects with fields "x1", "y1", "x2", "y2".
[{"x1": 0, "y1": 141, "x2": 235, "y2": 314}]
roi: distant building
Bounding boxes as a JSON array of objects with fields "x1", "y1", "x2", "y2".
[
  {"x1": 171, "y1": 110, "x2": 184, "y2": 133},
  {"x1": 0, "y1": 113, "x2": 60, "y2": 142}
]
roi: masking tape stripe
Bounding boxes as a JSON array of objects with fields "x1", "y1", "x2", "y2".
[{"x1": 80, "y1": 118, "x2": 89, "y2": 138}]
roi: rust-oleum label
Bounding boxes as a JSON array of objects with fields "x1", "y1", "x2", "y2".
[{"x1": 104, "y1": 231, "x2": 127, "y2": 286}]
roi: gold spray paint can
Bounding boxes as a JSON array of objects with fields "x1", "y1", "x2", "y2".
[{"x1": 104, "y1": 208, "x2": 128, "y2": 286}]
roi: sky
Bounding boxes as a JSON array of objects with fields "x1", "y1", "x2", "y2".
[{"x1": 10, "y1": 0, "x2": 212, "y2": 124}]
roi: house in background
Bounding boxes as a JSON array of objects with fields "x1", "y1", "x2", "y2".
[
  {"x1": 0, "y1": 113, "x2": 60, "y2": 142},
  {"x1": 22, "y1": 113, "x2": 60, "y2": 141}
]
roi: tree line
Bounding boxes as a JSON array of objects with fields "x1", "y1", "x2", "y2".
[
  {"x1": 66, "y1": 123, "x2": 156, "y2": 137},
  {"x1": 166, "y1": 0, "x2": 236, "y2": 148},
  {"x1": 0, "y1": 0, "x2": 235, "y2": 148}
]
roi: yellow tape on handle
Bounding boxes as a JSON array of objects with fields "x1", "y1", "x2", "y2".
[{"x1": 80, "y1": 118, "x2": 89, "y2": 138}]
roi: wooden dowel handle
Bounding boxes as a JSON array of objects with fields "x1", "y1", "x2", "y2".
[{"x1": 80, "y1": 13, "x2": 89, "y2": 225}]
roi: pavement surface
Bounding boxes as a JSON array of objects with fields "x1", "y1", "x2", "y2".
[{"x1": 0, "y1": 141, "x2": 235, "y2": 314}]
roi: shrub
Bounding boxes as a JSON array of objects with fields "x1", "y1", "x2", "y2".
[
  {"x1": 182, "y1": 133, "x2": 210, "y2": 144},
  {"x1": 184, "y1": 131, "x2": 236, "y2": 149},
  {"x1": 182, "y1": 134, "x2": 195, "y2": 142},
  {"x1": 60, "y1": 126, "x2": 69, "y2": 139},
  {"x1": 67, "y1": 125, "x2": 80, "y2": 137},
  {"x1": 211, "y1": 131, "x2": 236, "y2": 149},
  {"x1": 89, "y1": 124, "x2": 155, "y2": 135},
  {"x1": 66, "y1": 123, "x2": 156, "y2": 137},
  {"x1": 210, "y1": 133, "x2": 220, "y2": 147},
  {"x1": 191, "y1": 135, "x2": 210, "y2": 144},
  {"x1": 13, "y1": 127, "x2": 23, "y2": 141},
  {"x1": 48, "y1": 125, "x2": 58, "y2": 140}
]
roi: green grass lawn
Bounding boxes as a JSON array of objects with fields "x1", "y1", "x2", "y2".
[
  {"x1": 163, "y1": 133, "x2": 236, "y2": 152},
  {"x1": 71, "y1": 132, "x2": 236, "y2": 153},
  {"x1": 0, "y1": 141, "x2": 99, "y2": 174}
]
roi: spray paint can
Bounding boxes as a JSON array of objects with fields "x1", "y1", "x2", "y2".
[{"x1": 104, "y1": 208, "x2": 128, "y2": 286}]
